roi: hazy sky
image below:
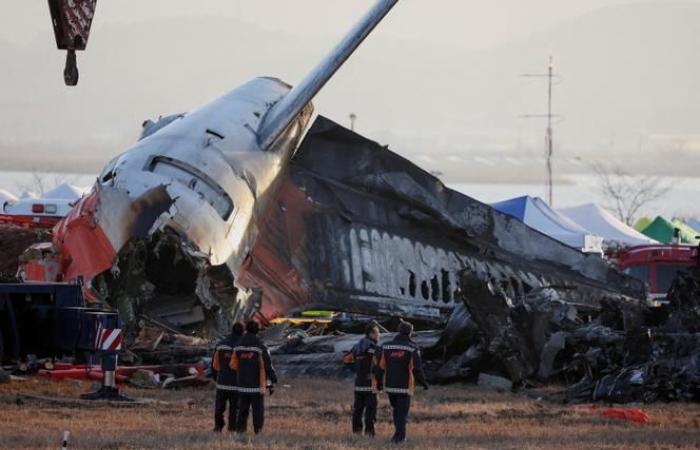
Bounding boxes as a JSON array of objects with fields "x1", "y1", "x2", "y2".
[
  {"x1": 1, "y1": 0, "x2": 698, "y2": 184},
  {"x1": 5, "y1": 0, "x2": 637, "y2": 49},
  {"x1": 2, "y1": 0, "x2": 699, "y2": 216}
]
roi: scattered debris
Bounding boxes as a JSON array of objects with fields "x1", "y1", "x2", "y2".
[
  {"x1": 128, "y1": 370, "x2": 160, "y2": 389},
  {"x1": 573, "y1": 404, "x2": 651, "y2": 425},
  {"x1": 449, "y1": 262, "x2": 700, "y2": 403},
  {"x1": 477, "y1": 373, "x2": 513, "y2": 391},
  {"x1": 35, "y1": 361, "x2": 210, "y2": 390},
  {"x1": 601, "y1": 407, "x2": 650, "y2": 424},
  {"x1": 162, "y1": 373, "x2": 210, "y2": 390},
  {"x1": 269, "y1": 329, "x2": 442, "y2": 379}
]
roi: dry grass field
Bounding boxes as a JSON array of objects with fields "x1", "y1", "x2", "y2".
[{"x1": 0, "y1": 377, "x2": 699, "y2": 449}]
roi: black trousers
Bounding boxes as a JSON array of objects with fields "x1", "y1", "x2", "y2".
[
  {"x1": 388, "y1": 394, "x2": 411, "y2": 443},
  {"x1": 236, "y1": 393, "x2": 265, "y2": 434},
  {"x1": 214, "y1": 389, "x2": 239, "y2": 431},
  {"x1": 352, "y1": 391, "x2": 377, "y2": 435}
]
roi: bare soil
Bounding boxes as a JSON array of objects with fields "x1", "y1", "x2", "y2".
[{"x1": 1, "y1": 377, "x2": 699, "y2": 449}]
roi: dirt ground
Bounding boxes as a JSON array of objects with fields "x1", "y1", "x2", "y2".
[{"x1": 0, "y1": 377, "x2": 699, "y2": 449}]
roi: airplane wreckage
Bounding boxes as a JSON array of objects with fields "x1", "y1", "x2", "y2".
[{"x1": 19, "y1": 0, "x2": 647, "y2": 339}]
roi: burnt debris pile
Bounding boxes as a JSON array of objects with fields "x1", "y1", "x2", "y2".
[{"x1": 435, "y1": 268, "x2": 700, "y2": 403}]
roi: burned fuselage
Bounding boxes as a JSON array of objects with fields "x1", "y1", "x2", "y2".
[
  {"x1": 235, "y1": 117, "x2": 646, "y2": 327},
  {"x1": 21, "y1": 116, "x2": 646, "y2": 337}
]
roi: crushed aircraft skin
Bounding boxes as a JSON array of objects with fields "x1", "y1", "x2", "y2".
[
  {"x1": 451, "y1": 262, "x2": 700, "y2": 403},
  {"x1": 235, "y1": 116, "x2": 645, "y2": 325},
  {"x1": 20, "y1": 81, "x2": 313, "y2": 337},
  {"x1": 455, "y1": 268, "x2": 644, "y2": 384}
]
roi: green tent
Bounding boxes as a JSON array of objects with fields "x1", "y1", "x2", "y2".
[
  {"x1": 641, "y1": 216, "x2": 700, "y2": 244},
  {"x1": 672, "y1": 218, "x2": 700, "y2": 242},
  {"x1": 634, "y1": 217, "x2": 652, "y2": 232}
]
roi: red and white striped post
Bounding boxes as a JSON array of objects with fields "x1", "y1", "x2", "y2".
[
  {"x1": 95, "y1": 325, "x2": 122, "y2": 391},
  {"x1": 81, "y1": 315, "x2": 129, "y2": 401}
]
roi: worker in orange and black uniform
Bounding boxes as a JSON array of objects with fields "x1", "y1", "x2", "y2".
[
  {"x1": 230, "y1": 320, "x2": 277, "y2": 434},
  {"x1": 343, "y1": 321, "x2": 381, "y2": 436},
  {"x1": 375, "y1": 320, "x2": 428, "y2": 444},
  {"x1": 211, "y1": 321, "x2": 244, "y2": 432}
]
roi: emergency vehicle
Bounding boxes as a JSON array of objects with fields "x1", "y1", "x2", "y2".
[{"x1": 617, "y1": 244, "x2": 699, "y2": 305}]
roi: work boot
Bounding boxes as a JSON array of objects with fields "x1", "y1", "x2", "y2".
[{"x1": 391, "y1": 435, "x2": 405, "y2": 445}]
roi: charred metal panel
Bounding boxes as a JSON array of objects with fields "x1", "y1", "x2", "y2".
[{"x1": 237, "y1": 116, "x2": 645, "y2": 324}]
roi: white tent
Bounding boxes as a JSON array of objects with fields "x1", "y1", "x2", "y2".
[
  {"x1": 558, "y1": 203, "x2": 658, "y2": 249},
  {"x1": 492, "y1": 196, "x2": 604, "y2": 253},
  {"x1": 685, "y1": 218, "x2": 700, "y2": 232},
  {"x1": 2, "y1": 182, "x2": 84, "y2": 218},
  {"x1": 0, "y1": 189, "x2": 18, "y2": 205},
  {"x1": 42, "y1": 182, "x2": 85, "y2": 201},
  {"x1": 19, "y1": 191, "x2": 39, "y2": 200}
]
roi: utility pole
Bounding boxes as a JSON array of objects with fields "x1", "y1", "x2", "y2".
[
  {"x1": 520, "y1": 56, "x2": 560, "y2": 206},
  {"x1": 349, "y1": 113, "x2": 357, "y2": 131}
]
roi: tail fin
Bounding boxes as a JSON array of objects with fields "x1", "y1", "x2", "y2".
[{"x1": 257, "y1": 0, "x2": 399, "y2": 150}]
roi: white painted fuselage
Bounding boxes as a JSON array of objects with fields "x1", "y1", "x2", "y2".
[{"x1": 99, "y1": 77, "x2": 312, "y2": 273}]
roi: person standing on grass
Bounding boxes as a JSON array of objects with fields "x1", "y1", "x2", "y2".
[
  {"x1": 230, "y1": 320, "x2": 277, "y2": 434},
  {"x1": 343, "y1": 321, "x2": 381, "y2": 436},
  {"x1": 212, "y1": 321, "x2": 245, "y2": 432},
  {"x1": 375, "y1": 320, "x2": 429, "y2": 444}
]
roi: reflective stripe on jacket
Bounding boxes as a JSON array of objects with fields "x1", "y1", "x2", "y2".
[
  {"x1": 212, "y1": 333, "x2": 242, "y2": 389},
  {"x1": 229, "y1": 334, "x2": 277, "y2": 395},
  {"x1": 345, "y1": 337, "x2": 379, "y2": 393},
  {"x1": 376, "y1": 335, "x2": 427, "y2": 396}
]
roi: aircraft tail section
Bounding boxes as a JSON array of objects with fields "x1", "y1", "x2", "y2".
[{"x1": 257, "y1": 0, "x2": 399, "y2": 150}]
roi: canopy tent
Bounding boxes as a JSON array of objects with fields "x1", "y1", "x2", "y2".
[
  {"x1": 640, "y1": 216, "x2": 700, "y2": 245},
  {"x1": 558, "y1": 203, "x2": 658, "y2": 249},
  {"x1": 19, "y1": 191, "x2": 39, "y2": 200},
  {"x1": 672, "y1": 218, "x2": 700, "y2": 242},
  {"x1": 634, "y1": 217, "x2": 653, "y2": 232},
  {"x1": 0, "y1": 189, "x2": 17, "y2": 205},
  {"x1": 42, "y1": 182, "x2": 85, "y2": 200},
  {"x1": 684, "y1": 218, "x2": 700, "y2": 232},
  {"x1": 492, "y1": 195, "x2": 603, "y2": 252}
]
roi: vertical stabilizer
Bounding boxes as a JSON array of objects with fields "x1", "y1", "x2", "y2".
[{"x1": 257, "y1": 0, "x2": 399, "y2": 150}]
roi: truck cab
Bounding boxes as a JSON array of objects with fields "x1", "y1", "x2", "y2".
[{"x1": 617, "y1": 244, "x2": 698, "y2": 306}]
